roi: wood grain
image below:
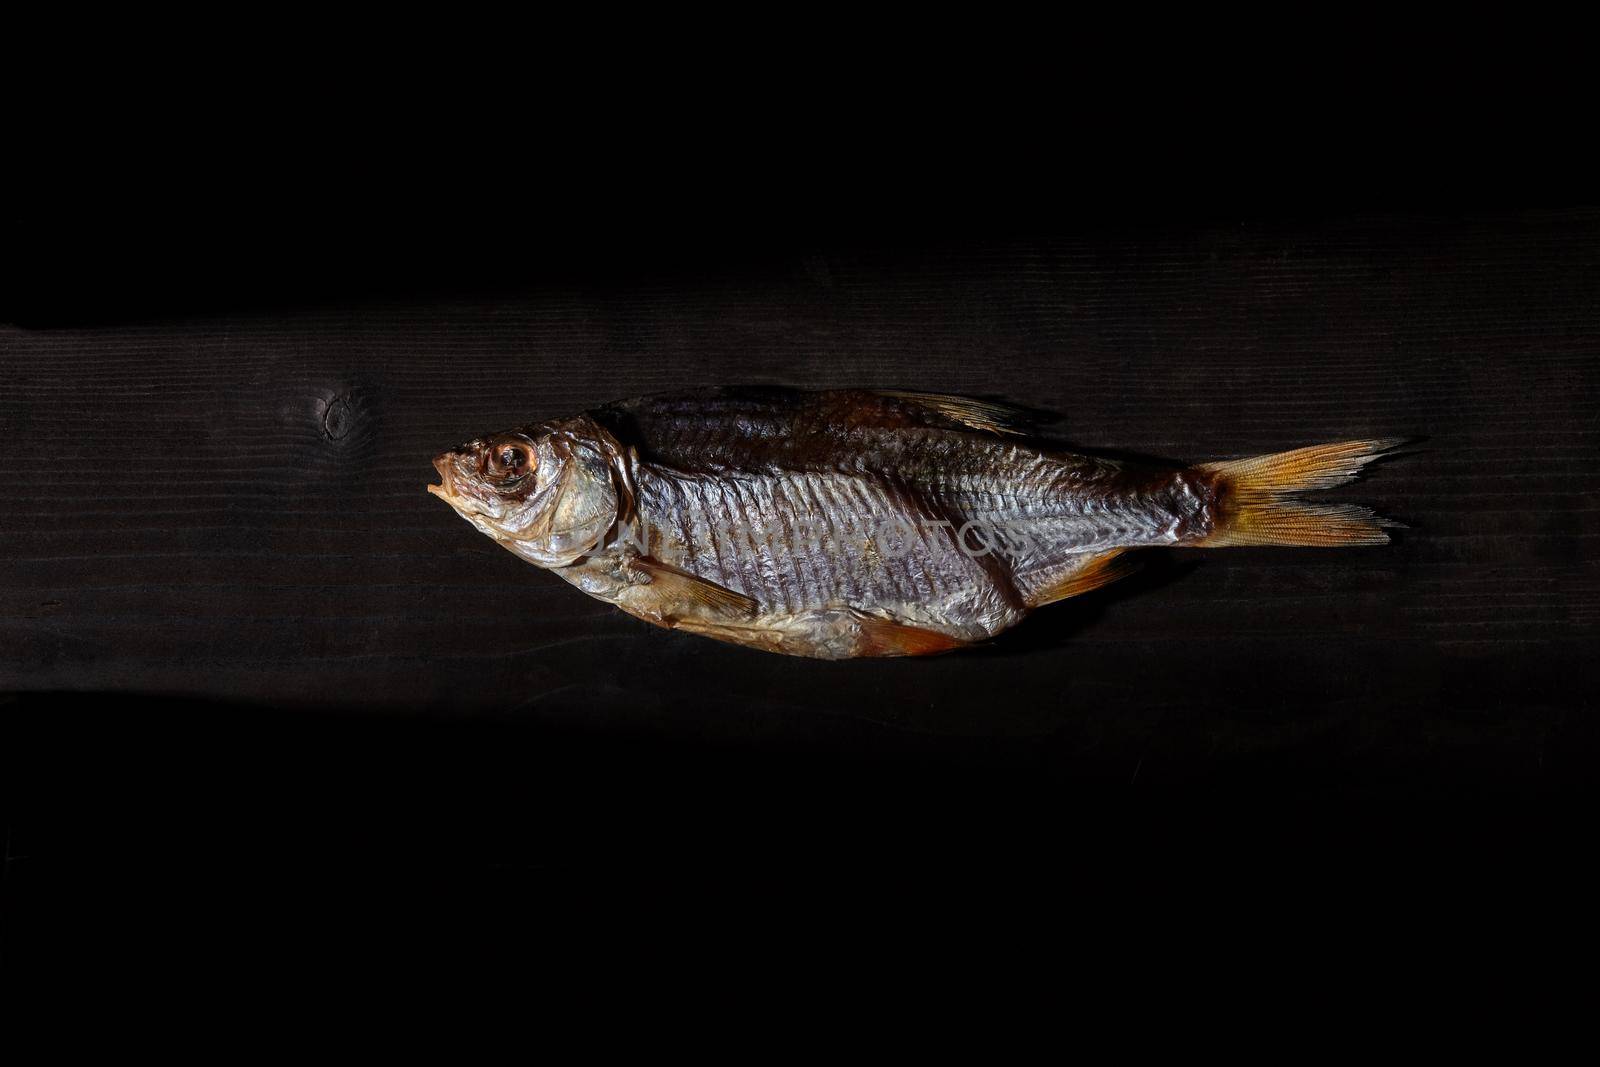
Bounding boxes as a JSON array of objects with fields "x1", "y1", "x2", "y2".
[{"x1": 3, "y1": 211, "x2": 1597, "y2": 792}]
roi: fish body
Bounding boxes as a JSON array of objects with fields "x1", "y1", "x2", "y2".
[{"x1": 430, "y1": 387, "x2": 1400, "y2": 659}]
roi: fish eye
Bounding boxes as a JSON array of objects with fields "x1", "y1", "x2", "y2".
[{"x1": 484, "y1": 440, "x2": 534, "y2": 479}]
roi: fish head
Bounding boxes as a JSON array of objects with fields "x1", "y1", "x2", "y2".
[{"x1": 429, "y1": 415, "x2": 628, "y2": 568}]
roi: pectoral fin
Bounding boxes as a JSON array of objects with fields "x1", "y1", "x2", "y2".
[{"x1": 624, "y1": 556, "x2": 760, "y2": 620}]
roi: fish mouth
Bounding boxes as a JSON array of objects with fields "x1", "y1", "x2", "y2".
[
  {"x1": 428, "y1": 453, "x2": 457, "y2": 502},
  {"x1": 428, "y1": 451, "x2": 498, "y2": 523}
]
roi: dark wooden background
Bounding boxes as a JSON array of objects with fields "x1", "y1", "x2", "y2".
[{"x1": 5, "y1": 200, "x2": 1599, "y2": 947}]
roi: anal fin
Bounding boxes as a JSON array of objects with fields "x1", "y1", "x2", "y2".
[{"x1": 1024, "y1": 549, "x2": 1136, "y2": 608}]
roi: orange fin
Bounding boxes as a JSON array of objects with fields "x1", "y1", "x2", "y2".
[
  {"x1": 1196, "y1": 439, "x2": 1404, "y2": 547},
  {"x1": 1026, "y1": 549, "x2": 1137, "y2": 608},
  {"x1": 626, "y1": 556, "x2": 759, "y2": 619},
  {"x1": 877, "y1": 391, "x2": 1032, "y2": 436},
  {"x1": 852, "y1": 612, "x2": 967, "y2": 657}
]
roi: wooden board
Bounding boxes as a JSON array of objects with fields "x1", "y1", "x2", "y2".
[{"x1": 4, "y1": 211, "x2": 1597, "y2": 886}]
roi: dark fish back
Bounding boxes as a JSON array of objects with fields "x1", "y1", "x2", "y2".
[{"x1": 591, "y1": 387, "x2": 1002, "y2": 474}]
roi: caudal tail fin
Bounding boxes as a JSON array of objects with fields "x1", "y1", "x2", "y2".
[{"x1": 1195, "y1": 439, "x2": 1405, "y2": 548}]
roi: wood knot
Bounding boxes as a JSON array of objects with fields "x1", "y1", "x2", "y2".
[
  {"x1": 302, "y1": 383, "x2": 379, "y2": 467},
  {"x1": 322, "y1": 395, "x2": 355, "y2": 440}
]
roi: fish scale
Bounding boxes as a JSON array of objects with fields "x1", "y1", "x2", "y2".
[{"x1": 637, "y1": 464, "x2": 959, "y2": 615}]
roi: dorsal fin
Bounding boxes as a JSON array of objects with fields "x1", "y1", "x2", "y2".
[{"x1": 876, "y1": 391, "x2": 1034, "y2": 436}]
